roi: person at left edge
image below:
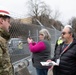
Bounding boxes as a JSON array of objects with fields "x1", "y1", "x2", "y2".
[
  {"x1": 27, "y1": 29, "x2": 51, "y2": 75},
  {"x1": 0, "y1": 9, "x2": 14, "y2": 75}
]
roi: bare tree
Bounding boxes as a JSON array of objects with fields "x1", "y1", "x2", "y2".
[
  {"x1": 51, "y1": 9, "x2": 61, "y2": 20},
  {"x1": 54, "y1": 20, "x2": 63, "y2": 30},
  {"x1": 27, "y1": 0, "x2": 52, "y2": 19},
  {"x1": 26, "y1": 0, "x2": 62, "y2": 30}
]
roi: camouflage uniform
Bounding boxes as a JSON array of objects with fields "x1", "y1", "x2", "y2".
[{"x1": 0, "y1": 28, "x2": 14, "y2": 75}]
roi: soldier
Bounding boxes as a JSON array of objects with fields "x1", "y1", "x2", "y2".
[{"x1": 0, "y1": 9, "x2": 14, "y2": 75}]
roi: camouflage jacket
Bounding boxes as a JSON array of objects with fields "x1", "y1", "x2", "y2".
[{"x1": 0, "y1": 28, "x2": 14, "y2": 75}]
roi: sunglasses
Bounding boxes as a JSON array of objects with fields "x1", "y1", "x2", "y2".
[{"x1": 61, "y1": 32, "x2": 71, "y2": 35}]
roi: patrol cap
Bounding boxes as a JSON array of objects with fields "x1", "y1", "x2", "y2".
[
  {"x1": 0, "y1": 10, "x2": 11, "y2": 17},
  {"x1": 0, "y1": 6, "x2": 12, "y2": 18}
]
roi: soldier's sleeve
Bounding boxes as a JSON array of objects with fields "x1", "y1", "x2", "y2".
[
  {"x1": 0, "y1": 45, "x2": 3, "y2": 63},
  {"x1": 0, "y1": 40, "x2": 6, "y2": 74},
  {"x1": 0, "y1": 39, "x2": 14, "y2": 75}
]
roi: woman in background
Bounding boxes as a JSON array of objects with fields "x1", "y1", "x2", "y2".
[{"x1": 27, "y1": 29, "x2": 51, "y2": 75}]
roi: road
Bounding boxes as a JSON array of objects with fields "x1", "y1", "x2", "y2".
[
  {"x1": 27, "y1": 58, "x2": 37, "y2": 75},
  {"x1": 11, "y1": 55, "x2": 37, "y2": 75}
]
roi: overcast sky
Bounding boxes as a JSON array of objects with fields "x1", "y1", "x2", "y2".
[{"x1": 0, "y1": 0, "x2": 76, "y2": 25}]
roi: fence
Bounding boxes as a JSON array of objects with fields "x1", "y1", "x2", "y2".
[
  {"x1": 9, "y1": 23, "x2": 61, "y2": 75},
  {"x1": 9, "y1": 23, "x2": 61, "y2": 57}
]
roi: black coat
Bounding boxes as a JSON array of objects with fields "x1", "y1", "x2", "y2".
[{"x1": 53, "y1": 39, "x2": 76, "y2": 75}]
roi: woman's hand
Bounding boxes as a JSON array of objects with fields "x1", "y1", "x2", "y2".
[{"x1": 27, "y1": 38, "x2": 33, "y2": 43}]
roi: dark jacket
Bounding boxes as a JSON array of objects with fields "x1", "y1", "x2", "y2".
[
  {"x1": 53, "y1": 39, "x2": 76, "y2": 75},
  {"x1": 32, "y1": 40, "x2": 51, "y2": 69}
]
